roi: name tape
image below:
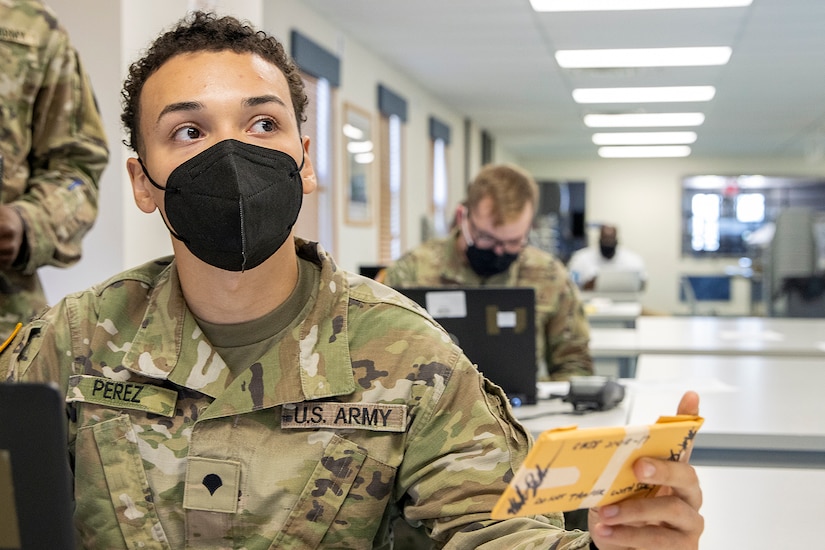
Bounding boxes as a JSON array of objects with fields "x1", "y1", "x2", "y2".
[
  {"x1": 281, "y1": 402, "x2": 407, "y2": 432},
  {"x1": 67, "y1": 375, "x2": 178, "y2": 417}
]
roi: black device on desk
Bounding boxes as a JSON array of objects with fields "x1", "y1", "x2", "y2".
[
  {"x1": 0, "y1": 383, "x2": 75, "y2": 550},
  {"x1": 563, "y1": 376, "x2": 625, "y2": 412},
  {"x1": 396, "y1": 286, "x2": 537, "y2": 405}
]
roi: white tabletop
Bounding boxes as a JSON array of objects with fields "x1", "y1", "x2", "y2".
[
  {"x1": 589, "y1": 327, "x2": 640, "y2": 358},
  {"x1": 634, "y1": 316, "x2": 825, "y2": 357},
  {"x1": 697, "y1": 465, "x2": 825, "y2": 549},
  {"x1": 628, "y1": 354, "x2": 825, "y2": 464},
  {"x1": 583, "y1": 298, "x2": 642, "y2": 327}
]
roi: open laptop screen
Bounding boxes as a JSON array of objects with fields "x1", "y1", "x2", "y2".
[{"x1": 396, "y1": 286, "x2": 537, "y2": 405}]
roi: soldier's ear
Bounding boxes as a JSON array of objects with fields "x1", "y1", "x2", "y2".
[{"x1": 126, "y1": 157, "x2": 158, "y2": 214}]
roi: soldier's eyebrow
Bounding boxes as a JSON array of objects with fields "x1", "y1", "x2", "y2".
[
  {"x1": 156, "y1": 101, "x2": 203, "y2": 123},
  {"x1": 243, "y1": 94, "x2": 286, "y2": 109}
]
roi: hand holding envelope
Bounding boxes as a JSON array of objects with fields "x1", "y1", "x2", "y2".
[{"x1": 588, "y1": 391, "x2": 703, "y2": 550}]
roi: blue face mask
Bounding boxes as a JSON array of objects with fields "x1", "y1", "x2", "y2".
[{"x1": 139, "y1": 139, "x2": 304, "y2": 272}]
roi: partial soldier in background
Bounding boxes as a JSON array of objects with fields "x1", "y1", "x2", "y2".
[
  {"x1": 384, "y1": 164, "x2": 594, "y2": 381},
  {"x1": 0, "y1": 0, "x2": 109, "y2": 339}
]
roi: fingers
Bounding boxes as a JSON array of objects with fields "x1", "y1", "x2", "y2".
[
  {"x1": 587, "y1": 457, "x2": 704, "y2": 550},
  {"x1": 677, "y1": 390, "x2": 700, "y2": 417},
  {"x1": 636, "y1": 457, "x2": 702, "y2": 511}
]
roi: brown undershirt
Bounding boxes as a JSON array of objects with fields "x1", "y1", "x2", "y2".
[{"x1": 193, "y1": 257, "x2": 320, "y2": 378}]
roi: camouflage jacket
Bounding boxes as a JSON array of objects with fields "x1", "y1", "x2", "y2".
[
  {"x1": 0, "y1": 0, "x2": 109, "y2": 337},
  {"x1": 0, "y1": 240, "x2": 591, "y2": 549},
  {"x1": 383, "y1": 229, "x2": 593, "y2": 381}
]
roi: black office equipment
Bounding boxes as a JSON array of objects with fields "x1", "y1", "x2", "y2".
[
  {"x1": 0, "y1": 383, "x2": 75, "y2": 550},
  {"x1": 396, "y1": 286, "x2": 537, "y2": 405},
  {"x1": 563, "y1": 376, "x2": 625, "y2": 412}
]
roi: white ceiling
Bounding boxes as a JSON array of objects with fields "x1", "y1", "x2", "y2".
[{"x1": 300, "y1": 0, "x2": 825, "y2": 161}]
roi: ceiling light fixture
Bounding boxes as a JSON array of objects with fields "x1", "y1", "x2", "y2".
[
  {"x1": 584, "y1": 112, "x2": 705, "y2": 127},
  {"x1": 556, "y1": 47, "x2": 732, "y2": 68},
  {"x1": 573, "y1": 86, "x2": 716, "y2": 103},
  {"x1": 598, "y1": 145, "x2": 692, "y2": 158},
  {"x1": 592, "y1": 131, "x2": 698, "y2": 145},
  {"x1": 531, "y1": 0, "x2": 751, "y2": 11}
]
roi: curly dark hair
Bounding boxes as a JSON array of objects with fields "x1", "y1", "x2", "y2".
[{"x1": 121, "y1": 11, "x2": 308, "y2": 153}]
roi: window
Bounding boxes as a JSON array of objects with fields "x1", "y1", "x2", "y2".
[
  {"x1": 428, "y1": 116, "x2": 452, "y2": 238},
  {"x1": 431, "y1": 138, "x2": 449, "y2": 236},
  {"x1": 294, "y1": 74, "x2": 336, "y2": 254},
  {"x1": 289, "y1": 31, "x2": 340, "y2": 255},
  {"x1": 682, "y1": 175, "x2": 825, "y2": 257},
  {"x1": 379, "y1": 114, "x2": 404, "y2": 261},
  {"x1": 377, "y1": 84, "x2": 407, "y2": 263}
]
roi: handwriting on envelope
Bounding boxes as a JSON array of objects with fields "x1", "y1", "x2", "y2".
[{"x1": 492, "y1": 415, "x2": 704, "y2": 518}]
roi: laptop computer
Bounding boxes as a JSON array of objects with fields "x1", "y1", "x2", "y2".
[
  {"x1": 0, "y1": 383, "x2": 75, "y2": 550},
  {"x1": 594, "y1": 270, "x2": 643, "y2": 293},
  {"x1": 396, "y1": 286, "x2": 537, "y2": 405}
]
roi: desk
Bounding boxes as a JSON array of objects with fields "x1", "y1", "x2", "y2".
[
  {"x1": 513, "y1": 381, "x2": 630, "y2": 437},
  {"x1": 589, "y1": 327, "x2": 639, "y2": 377},
  {"x1": 697, "y1": 465, "x2": 825, "y2": 549},
  {"x1": 628, "y1": 354, "x2": 825, "y2": 468},
  {"x1": 634, "y1": 316, "x2": 825, "y2": 357},
  {"x1": 589, "y1": 316, "x2": 825, "y2": 377},
  {"x1": 584, "y1": 298, "x2": 642, "y2": 328}
]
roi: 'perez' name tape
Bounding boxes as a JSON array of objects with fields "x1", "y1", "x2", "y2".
[
  {"x1": 67, "y1": 375, "x2": 178, "y2": 417},
  {"x1": 281, "y1": 402, "x2": 408, "y2": 432}
]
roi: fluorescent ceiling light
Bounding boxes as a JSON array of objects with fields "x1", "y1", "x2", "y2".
[
  {"x1": 556, "y1": 47, "x2": 732, "y2": 68},
  {"x1": 531, "y1": 0, "x2": 751, "y2": 11},
  {"x1": 584, "y1": 112, "x2": 705, "y2": 127},
  {"x1": 592, "y1": 131, "x2": 697, "y2": 145},
  {"x1": 573, "y1": 86, "x2": 716, "y2": 103},
  {"x1": 598, "y1": 145, "x2": 692, "y2": 158}
]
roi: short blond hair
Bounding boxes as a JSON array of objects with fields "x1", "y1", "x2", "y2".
[{"x1": 466, "y1": 164, "x2": 539, "y2": 225}]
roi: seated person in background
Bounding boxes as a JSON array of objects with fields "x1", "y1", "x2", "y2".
[
  {"x1": 0, "y1": 13, "x2": 704, "y2": 549},
  {"x1": 567, "y1": 224, "x2": 647, "y2": 291},
  {"x1": 384, "y1": 163, "x2": 593, "y2": 381}
]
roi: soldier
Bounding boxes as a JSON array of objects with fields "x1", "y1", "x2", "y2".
[
  {"x1": 384, "y1": 164, "x2": 593, "y2": 381},
  {"x1": 0, "y1": 0, "x2": 108, "y2": 339},
  {"x1": 0, "y1": 12, "x2": 703, "y2": 549}
]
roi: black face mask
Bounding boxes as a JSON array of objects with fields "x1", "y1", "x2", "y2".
[
  {"x1": 600, "y1": 244, "x2": 617, "y2": 259},
  {"x1": 139, "y1": 139, "x2": 304, "y2": 272},
  {"x1": 465, "y1": 245, "x2": 518, "y2": 277}
]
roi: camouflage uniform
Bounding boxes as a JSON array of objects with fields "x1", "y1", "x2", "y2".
[
  {"x1": 0, "y1": 239, "x2": 592, "y2": 549},
  {"x1": 383, "y1": 229, "x2": 593, "y2": 381},
  {"x1": 0, "y1": 0, "x2": 109, "y2": 338}
]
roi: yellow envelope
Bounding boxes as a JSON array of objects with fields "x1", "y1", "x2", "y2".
[{"x1": 492, "y1": 415, "x2": 704, "y2": 518}]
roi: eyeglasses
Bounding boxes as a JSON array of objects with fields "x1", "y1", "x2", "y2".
[{"x1": 463, "y1": 213, "x2": 529, "y2": 254}]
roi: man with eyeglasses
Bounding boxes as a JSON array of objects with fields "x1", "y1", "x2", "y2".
[{"x1": 384, "y1": 163, "x2": 592, "y2": 381}]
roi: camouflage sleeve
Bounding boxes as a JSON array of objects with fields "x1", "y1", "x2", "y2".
[
  {"x1": 0, "y1": 299, "x2": 73, "y2": 388},
  {"x1": 397, "y1": 351, "x2": 591, "y2": 549},
  {"x1": 382, "y1": 252, "x2": 417, "y2": 288},
  {"x1": 544, "y1": 274, "x2": 593, "y2": 381},
  {"x1": 10, "y1": 20, "x2": 108, "y2": 274}
]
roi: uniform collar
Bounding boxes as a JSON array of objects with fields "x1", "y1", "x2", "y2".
[{"x1": 121, "y1": 240, "x2": 355, "y2": 416}]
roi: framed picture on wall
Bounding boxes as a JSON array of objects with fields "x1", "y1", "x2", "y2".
[{"x1": 343, "y1": 103, "x2": 375, "y2": 225}]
